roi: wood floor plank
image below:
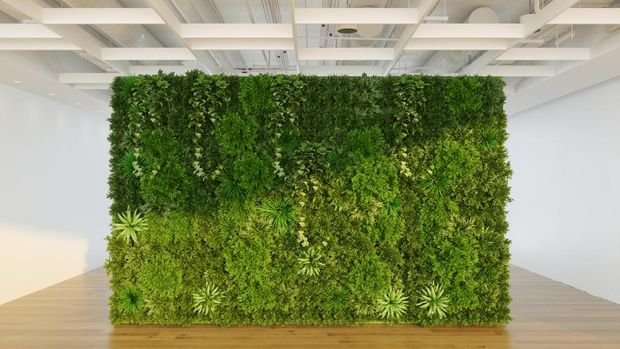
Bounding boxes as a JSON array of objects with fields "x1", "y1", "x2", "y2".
[{"x1": 0, "y1": 265, "x2": 619, "y2": 348}]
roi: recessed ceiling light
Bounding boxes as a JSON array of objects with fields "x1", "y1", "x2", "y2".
[
  {"x1": 13, "y1": 80, "x2": 22, "y2": 84},
  {"x1": 48, "y1": 92, "x2": 56, "y2": 96},
  {"x1": 75, "y1": 102, "x2": 82, "y2": 106}
]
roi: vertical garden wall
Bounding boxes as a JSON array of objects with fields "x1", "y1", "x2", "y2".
[{"x1": 106, "y1": 72, "x2": 511, "y2": 326}]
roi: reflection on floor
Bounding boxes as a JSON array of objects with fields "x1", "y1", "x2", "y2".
[{"x1": 1, "y1": 265, "x2": 619, "y2": 349}]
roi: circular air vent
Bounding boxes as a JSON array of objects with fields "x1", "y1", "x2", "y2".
[{"x1": 336, "y1": 24, "x2": 358, "y2": 34}]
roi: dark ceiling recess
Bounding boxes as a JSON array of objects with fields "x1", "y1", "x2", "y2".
[{"x1": 337, "y1": 25, "x2": 358, "y2": 34}]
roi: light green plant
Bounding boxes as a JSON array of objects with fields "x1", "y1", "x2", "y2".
[
  {"x1": 118, "y1": 287, "x2": 143, "y2": 314},
  {"x1": 416, "y1": 282, "x2": 450, "y2": 319},
  {"x1": 354, "y1": 298, "x2": 378, "y2": 317},
  {"x1": 259, "y1": 198, "x2": 296, "y2": 232},
  {"x1": 297, "y1": 247, "x2": 325, "y2": 277},
  {"x1": 192, "y1": 281, "x2": 224, "y2": 316},
  {"x1": 377, "y1": 287, "x2": 409, "y2": 319},
  {"x1": 112, "y1": 209, "x2": 147, "y2": 244}
]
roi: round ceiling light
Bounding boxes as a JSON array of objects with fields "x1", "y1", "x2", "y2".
[{"x1": 336, "y1": 24, "x2": 358, "y2": 34}]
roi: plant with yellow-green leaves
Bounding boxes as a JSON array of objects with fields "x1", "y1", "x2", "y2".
[
  {"x1": 416, "y1": 282, "x2": 450, "y2": 319},
  {"x1": 112, "y1": 208, "x2": 147, "y2": 245}
]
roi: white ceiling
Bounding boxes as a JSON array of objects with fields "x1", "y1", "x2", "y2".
[{"x1": 1, "y1": 0, "x2": 620, "y2": 114}]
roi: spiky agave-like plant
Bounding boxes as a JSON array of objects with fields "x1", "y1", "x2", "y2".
[
  {"x1": 118, "y1": 287, "x2": 143, "y2": 314},
  {"x1": 377, "y1": 287, "x2": 409, "y2": 320},
  {"x1": 120, "y1": 151, "x2": 137, "y2": 178},
  {"x1": 297, "y1": 247, "x2": 325, "y2": 277},
  {"x1": 386, "y1": 196, "x2": 401, "y2": 216},
  {"x1": 416, "y1": 282, "x2": 450, "y2": 319},
  {"x1": 112, "y1": 208, "x2": 147, "y2": 244},
  {"x1": 192, "y1": 282, "x2": 224, "y2": 316},
  {"x1": 259, "y1": 198, "x2": 296, "y2": 233}
]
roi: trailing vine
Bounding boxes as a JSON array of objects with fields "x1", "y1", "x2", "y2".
[
  {"x1": 393, "y1": 75, "x2": 426, "y2": 146},
  {"x1": 206, "y1": 76, "x2": 230, "y2": 181},
  {"x1": 187, "y1": 74, "x2": 230, "y2": 180},
  {"x1": 291, "y1": 141, "x2": 330, "y2": 246},
  {"x1": 126, "y1": 78, "x2": 149, "y2": 178},
  {"x1": 392, "y1": 76, "x2": 426, "y2": 181},
  {"x1": 188, "y1": 73, "x2": 210, "y2": 180},
  {"x1": 206, "y1": 75, "x2": 230, "y2": 131},
  {"x1": 353, "y1": 73, "x2": 382, "y2": 125},
  {"x1": 145, "y1": 73, "x2": 172, "y2": 127},
  {"x1": 270, "y1": 75, "x2": 307, "y2": 245},
  {"x1": 269, "y1": 75, "x2": 306, "y2": 179}
]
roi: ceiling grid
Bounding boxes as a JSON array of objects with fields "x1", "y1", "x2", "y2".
[{"x1": 0, "y1": 0, "x2": 619, "y2": 111}]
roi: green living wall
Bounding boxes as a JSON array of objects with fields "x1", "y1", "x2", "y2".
[{"x1": 106, "y1": 72, "x2": 511, "y2": 326}]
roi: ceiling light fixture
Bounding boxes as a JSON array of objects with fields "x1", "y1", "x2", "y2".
[
  {"x1": 337, "y1": 0, "x2": 358, "y2": 34},
  {"x1": 49, "y1": 92, "x2": 56, "y2": 96},
  {"x1": 336, "y1": 24, "x2": 358, "y2": 34},
  {"x1": 13, "y1": 80, "x2": 22, "y2": 84}
]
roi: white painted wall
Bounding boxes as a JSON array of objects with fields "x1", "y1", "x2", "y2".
[
  {"x1": 507, "y1": 76, "x2": 620, "y2": 304},
  {"x1": 0, "y1": 83, "x2": 110, "y2": 305}
]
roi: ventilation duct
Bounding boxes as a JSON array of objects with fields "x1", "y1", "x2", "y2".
[{"x1": 423, "y1": 7, "x2": 499, "y2": 75}]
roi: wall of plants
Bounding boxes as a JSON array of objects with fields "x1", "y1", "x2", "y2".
[{"x1": 106, "y1": 72, "x2": 511, "y2": 326}]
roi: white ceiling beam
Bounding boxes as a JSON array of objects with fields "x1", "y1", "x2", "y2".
[
  {"x1": 549, "y1": 8, "x2": 620, "y2": 25},
  {"x1": 521, "y1": 0, "x2": 582, "y2": 34},
  {"x1": 461, "y1": 0, "x2": 581, "y2": 74},
  {"x1": 58, "y1": 67, "x2": 200, "y2": 86},
  {"x1": 0, "y1": 38, "x2": 79, "y2": 50},
  {"x1": 129, "y1": 65, "x2": 196, "y2": 75},
  {"x1": 478, "y1": 65, "x2": 556, "y2": 77},
  {"x1": 188, "y1": 38, "x2": 294, "y2": 50},
  {"x1": 382, "y1": 0, "x2": 440, "y2": 75},
  {"x1": 405, "y1": 38, "x2": 511, "y2": 51},
  {"x1": 295, "y1": 8, "x2": 420, "y2": 24},
  {"x1": 0, "y1": 0, "x2": 41, "y2": 19},
  {"x1": 181, "y1": 24, "x2": 292, "y2": 39},
  {"x1": 413, "y1": 24, "x2": 524, "y2": 39},
  {"x1": 506, "y1": 31, "x2": 620, "y2": 114},
  {"x1": 101, "y1": 48, "x2": 196, "y2": 61},
  {"x1": 288, "y1": 0, "x2": 300, "y2": 73},
  {"x1": 300, "y1": 65, "x2": 383, "y2": 76},
  {"x1": 58, "y1": 73, "x2": 120, "y2": 84},
  {"x1": 0, "y1": 0, "x2": 129, "y2": 74},
  {"x1": 497, "y1": 48, "x2": 591, "y2": 61},
  {"x1": 72, "y1": 83, "x2": 110, "y2": 90},
  {"x1": 145, "y1": 0, "x2": 221, "y2": 74},
  {"x1": 0, "y1": 24, "x2": 60, "y2": 38},
  {"x1": 591, "y1": 27, "x2": 620, "y2": 58},
  {"x1": 39, "y1": 8, "x2": 164, "y2": 24},
  {"x1": 0, "y1": 51, "x2": 111, "y2": 112},
  {"x1": 298, "y1": 48, "x2": 394, "y2": 61}
]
